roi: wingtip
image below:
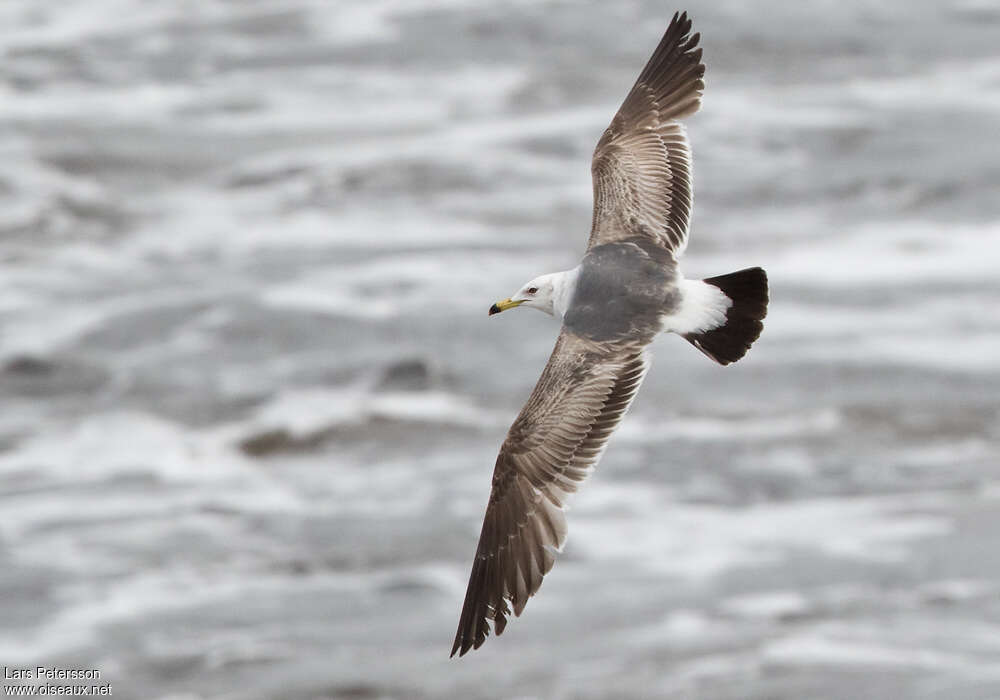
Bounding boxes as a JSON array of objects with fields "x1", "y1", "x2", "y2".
[
  {"x1": 451, "y1": 619, "x2": 490, "y2": 658},
  {"x1": 450, "y1": 637, "x2": 471, "y2": 658},
  {"x1": 677, "y1": 10, "x2": 692, "y2": 32}
]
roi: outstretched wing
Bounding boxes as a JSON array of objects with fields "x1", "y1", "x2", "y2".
[
  {"x1": 451, "y1": 331, "x2": 650, "y2": 656},
  {"x1": 589, "y1": 11, "x2": 705, "y2": 256}
]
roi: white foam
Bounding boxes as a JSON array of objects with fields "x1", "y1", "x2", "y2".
[
  {"x1": 626, "y1": 608, "x2": 745, "y2": 653},
  {"x1": 917, "y1": 578, "x2": 996, "y2": 603},
  {"x1": 308, "y1": 0, "x2": 500, "y2": 47},
  {"x1": 0, "y1": 563, "x2": 372, "y2": 664},
  {"x1": 130, "y1": 200, "x2": 497, "y2": 259},
  {"x1": 0, "y1": 284, "x2": 207, "y2": 357},
  {"x1": 0, "y1": 411, "x2": 302, "y2": 547},
  {"x1": 894, "y1": 439, "x2": 994, "y2": 468},
  {"x1": 262, "y1": 285, "x2": 399, "y2": 319},
  {"x1": 751, "y1": 220, "x2": 1000, "y2": 288},
  {"x1": 847, "y1": 56, "x2": 1000, "y2": 114},
  {"x1": 762, "y1": 622, "x2": 1000, "y2": 674},
  {"x1": 259, "y1": 250, "x2": 518, "y2": 318},
  {"x1": 571, "y1": 490, "x2": 955, "y2": 579},
  {"x1": 720, "y1": 590, "x2": 809, "y2": 619},
  {"x1": 766, "y1": 294, "x2": 1000, "y2": 341},
  {"x1": 0, "y1": 411, "x2": 238, "y2": 480},
  {"x1": 242, "y1": 386, "x2": 502, "y2": 446},
  {"x1": 618, "y1": 409, "x2": 841, "y2": 444},
  {"x1": 0, "y1": 1, "x2": 181, "y2": 50},
  {"x1": 369, "y1": 391, "x2": 497, "y2": 426}
]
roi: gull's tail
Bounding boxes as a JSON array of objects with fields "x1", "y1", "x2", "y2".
[{"x1": 668, "y1": 267, "x2": 768, "y2": 365}]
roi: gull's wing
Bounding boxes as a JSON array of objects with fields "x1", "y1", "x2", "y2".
[
  {"x1": 451, "y1": 331, "x2": 650, "y2": 656},
  {"x1": 589, "y1": 11, "x2": 705, "y2": 256}
]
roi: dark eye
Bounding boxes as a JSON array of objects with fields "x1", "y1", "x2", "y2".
[{"x1": 527, "y1": 287, "x2": 538, "y2": 294}]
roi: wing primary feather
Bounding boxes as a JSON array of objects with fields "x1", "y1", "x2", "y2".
[
  {"x1": 451, "y1": 334, "x2": 652, "y2": 656},
  {"x1": 588, "y1": 12, "x2": 705, "y2": 254}
]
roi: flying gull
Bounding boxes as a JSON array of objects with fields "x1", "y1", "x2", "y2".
[{"x1": 451, "y1": 11, "x2": 768, "y2": 657}]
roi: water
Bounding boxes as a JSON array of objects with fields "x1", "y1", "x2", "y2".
[{"x1": 1, "y1": 1, "x2": 999, "y2": 698}]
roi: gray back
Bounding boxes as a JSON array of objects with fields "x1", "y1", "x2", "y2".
[{"x1": 564, "y1": 239, "x2": 679, "y2": 343}]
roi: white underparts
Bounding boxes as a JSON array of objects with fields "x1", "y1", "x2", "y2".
[{"x1": 660, "y1": 278, "x2": 732, "y2": 335}]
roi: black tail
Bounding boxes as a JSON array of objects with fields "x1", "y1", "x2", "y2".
[{"x1": 684, "y1": 267, "x2": 768, "y2": 366}]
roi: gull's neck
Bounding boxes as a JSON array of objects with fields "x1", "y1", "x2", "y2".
[{"x1": 551, "y1": 266, "x2": 579, "y2": 318}]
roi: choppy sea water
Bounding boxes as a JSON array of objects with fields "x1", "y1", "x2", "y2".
[{"x1": 1, "y1": 1, "x2": 999, "y2": 698}]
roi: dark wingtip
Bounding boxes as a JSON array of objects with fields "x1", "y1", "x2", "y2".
[{"x1": 450, "y1": 637, "x2": 467, "y2": 658}]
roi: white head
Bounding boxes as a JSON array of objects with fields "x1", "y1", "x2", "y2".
[{"x1": 489, "y1": 271, "x2": 572, "y2": 318}]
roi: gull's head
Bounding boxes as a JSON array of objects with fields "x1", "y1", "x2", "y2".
[{"x1": 489, "y1": 274, "x2": 558, "y2": 317}]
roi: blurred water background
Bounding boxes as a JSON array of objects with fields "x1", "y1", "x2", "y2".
[{"x1": 1, "y1": 1, "x2": 999, "y2": 698}]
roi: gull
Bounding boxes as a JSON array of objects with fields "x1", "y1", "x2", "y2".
[{"x1": 451, "y1": 11, "x2": 768, "y2": 657}]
